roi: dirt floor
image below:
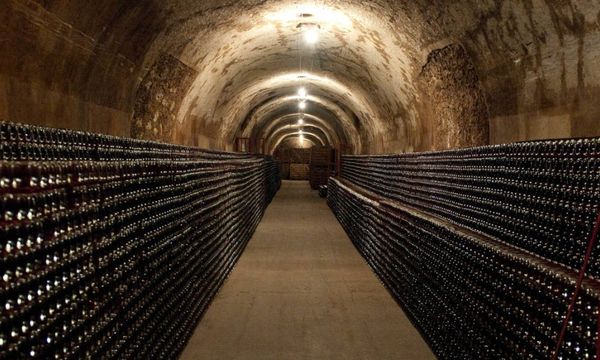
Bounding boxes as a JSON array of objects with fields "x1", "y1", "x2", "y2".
[{"x1": 180, "y1": 181, "x2": 435, "y2": 360}]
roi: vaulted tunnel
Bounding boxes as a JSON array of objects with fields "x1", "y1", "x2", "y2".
[
  {"x1": 6, "y1": 0, "x2": 600, "y2": 154},
  {"x1": 0, "y1": 1, "x2": 599, "y2": 153},
  {"x1": 1, "y1": 1, "x2": 600, "y2": 359}
]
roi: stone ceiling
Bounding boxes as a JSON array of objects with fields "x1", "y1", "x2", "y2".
[{"x1": 1, "y1": 0, "x2": 599, "y2": 153}]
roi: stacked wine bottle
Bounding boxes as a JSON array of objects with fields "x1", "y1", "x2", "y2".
[
  {"x1": 329, "y1": 138, "x2": 600, "y2": 359},
  {"x1": 0, "y1": 122, "x2": 280, "y2": 359}
]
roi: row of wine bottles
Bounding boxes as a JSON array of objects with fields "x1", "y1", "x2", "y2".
[
  {"x1": 328, "y1": 177, "x2": 600, "y2": 359},
  {"x1": 0, "y1": 122, "x2": 280, "y2": 359},
  {"x1": 0, "y1": 122, "x2": 254, "y2": 162},
  {"x1": 341, "y1": 138, "x2": 600, "y2": 278}
]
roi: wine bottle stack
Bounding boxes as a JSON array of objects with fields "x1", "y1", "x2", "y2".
[
  {"x1": 340, "y1": 140, "x2": 600, "y2": 277},
  {"x1": 329, "y1": 138, "x2": 600, "y2": 359},
  {"x1": 0, "y1": 122, "x2": 280, "y2": 359},
  {"x1": 328, "y1": 177, "x2": 600, "y2": 359}
]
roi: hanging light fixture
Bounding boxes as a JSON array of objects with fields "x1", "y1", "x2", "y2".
[
  {"x1": 298, "y1": 87, "x2": 307, "y2": 98},
  {"x1": 304, "y1": 27, "x2": 319, "y2": 44},
  {"x1": 298, "y1": 87, "x2": 308, "y2": 112},
  {"x1": 296, "y1": 20, "x2": 317, "y2": 131},
  {"x1": 297, "y1": 23, "x2": 320, "y2": 45}
]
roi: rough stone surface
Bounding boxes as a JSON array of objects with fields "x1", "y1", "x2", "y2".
[
  {"x1": 419, "y1": 44, "x2": 489, "y2": 150},
  {"x1": 277, "y1": 137, "x2": 315, "y2": 151},
  {"x1": 0, "y1": 0, "x2": 162, "y2": 137},
  {"x1": 1, "y1": 0, "x2": 599, "y2": 153},
  {"x1": 132, "y1": 53, "x2": 197, "y2": 142}
]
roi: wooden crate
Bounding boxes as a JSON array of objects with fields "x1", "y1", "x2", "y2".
[
  {"x1": 290, "y1": 164, "x2": 310, "y2": 180},
  {"x1": 290, "y1": 149, "x2": 311, "y2": 164},
  {"x1": 310, "y1": 146, "x2": 334, "y2": 166}
]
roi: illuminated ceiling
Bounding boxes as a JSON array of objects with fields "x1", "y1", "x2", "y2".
[{"x1": 5, "y1": 0, "x2": 599, "y2": 152}]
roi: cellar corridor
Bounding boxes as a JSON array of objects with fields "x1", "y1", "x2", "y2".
[
  {"x1": 179, "y1": 181, "x2": 434, "y2": 360},
  {"x1": 2, "y1": 0, "x2": 600, "y2": 359}
]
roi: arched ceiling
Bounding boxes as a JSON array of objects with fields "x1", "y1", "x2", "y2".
[
  {"x1": 271, "y1": 131, "x2": 326, "y2": 154},
  {"x1": 266, "y1": 126, "x2": 330, "y2": 154},
  {"x1": 256, "y1": 114, "x2": 341, "y2": 147},
  {"x1": 239, "y1": 92, "x2": 360, "y2": 152},
  {"x1": 266, "y1": 122, "x2": 335, "y2": 147},
  {"x1": 2, "y1": 0, "x2": 599, "y2": 153},
  {"x1": 166, "y1": 1, "x2": 413, "y2": 153},
  {"x1": 275, "y1": 136, "x2": 315, "y2": 151},
  {"x1": 276, "y1": 136, "x2": 316, "y2": 152}
]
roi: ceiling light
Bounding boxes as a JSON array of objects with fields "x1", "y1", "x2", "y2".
[
  {"x1": 298, "y1": 23, "x2": 320, "y2": 44},
  {"x1": 298, "y1": 118, "x2": 304, "y2": 125},
  {"x1": 298, "y1": 87, "x2": 307, "y2": 98},
  {"x1": 299, "y1": 129, "x2": 303, "y2": 134},
  {"x1": 298, "y1": 101, "x2": 306, "y2": 110},
  {"x1": 304, "y1": 27, "x2": 319, "y2": 44}
]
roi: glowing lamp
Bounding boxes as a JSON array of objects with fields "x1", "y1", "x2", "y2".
[{"x1": 298, "y1": 87, "x2": 308, "y2": 98}]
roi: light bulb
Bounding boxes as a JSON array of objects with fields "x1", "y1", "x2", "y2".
[
  {"x1": 304, "y1": 28, "x2": 319, "y2": 44},
  {"x1": 299, "y1": 129, "x2": 303, "y2": 134},
  {"x1": 298, "y1": 118, "x2": 304, "y2": 125},
  {"x1": 299, "y1": 101, "x2": 306, "y2": 110},
  {"x1": 298, "y1": 87, "x2": 307, "y2": 98}
]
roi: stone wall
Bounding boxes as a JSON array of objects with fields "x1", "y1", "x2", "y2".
[
  {"x1": 132, "y1": 53, "x2": 197, "y2": 142},
  {"x1": 419, "y1": 44, "x2": 489, "y2": 150},
  {"x1": 0, "y1": 0, "x2": 163, "y2": 137},
  {"x1": 0, "y1": 0, "x2": 599, "y2": 153}
]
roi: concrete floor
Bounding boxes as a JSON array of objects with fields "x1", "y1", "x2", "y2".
[{"x1": 180, "y1": 181, "x2": 435, "y2": 360}]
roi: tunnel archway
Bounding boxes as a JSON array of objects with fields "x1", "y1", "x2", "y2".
[
  {"x1": 239, "y1": 95, "x2": 355, "y2": 153},
  {"x1": 268, "y1": 127, "x2": 328, "y2": 154},
  {"x1": 3, "y1": 1, "x2": 599, "y2": 153},
  {"x1": 272, "y1": 131, "x2": 325, "y2": 152},
  {"x1": 253, "y1": 113, "x2": 342, "y2": 147},
  {"x1": 2, "y1": 1, "x2": 600, "y2": 359},
  {"x1": 275, "y1": 135, "x2": 317, "y2": 151},
  {"x1": 265, "y1": 123, "x2": 334, "y2": 148}
]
